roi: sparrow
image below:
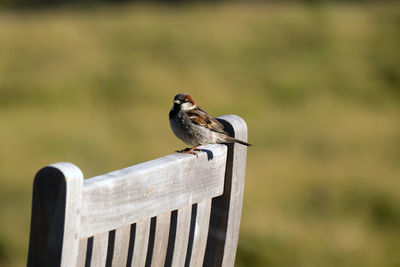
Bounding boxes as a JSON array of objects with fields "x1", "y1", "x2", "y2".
[{"x1": 169, "y1": 93, "x2": 251, "y2": 155}]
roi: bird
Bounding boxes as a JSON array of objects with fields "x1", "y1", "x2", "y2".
[{"x1": 169, "y1": 93, "x2": 251, "y2": 156}]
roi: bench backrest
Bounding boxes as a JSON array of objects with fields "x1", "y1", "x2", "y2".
[{"x1": 27, "y1": 114, "x2": 248, "y2": 267}]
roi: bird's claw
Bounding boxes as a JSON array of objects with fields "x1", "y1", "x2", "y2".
[{"x1": 175, "y1": 146, "x2": 202, "y2": 158}]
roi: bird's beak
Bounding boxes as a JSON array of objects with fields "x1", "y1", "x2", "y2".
[{"x1": 174, "y1": 100, "x2": 181, "y2": 104}]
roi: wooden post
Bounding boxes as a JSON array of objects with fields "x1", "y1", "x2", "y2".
[
  {"x1": 27, "y1": 162, "x2": 83, "y2": 267},
  {"x1": 203, "y1": 115, "x2": 248, "y2": 267}
]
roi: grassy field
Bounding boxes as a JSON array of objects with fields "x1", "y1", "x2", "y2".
[{"x1": 0, "y1": 2, "x2": 399, "y2": 266}]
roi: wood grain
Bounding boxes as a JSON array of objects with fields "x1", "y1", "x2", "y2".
[
  {"x1": 76, "y1": 238, "x2": 88, "y2": 267},
  {"x1": 171, "y1": 206, "x2": 192, "y2": 267},
  {"x1": 189, "y1": 199, "x2": 212, "y2": 267},
  {"x1": 130, "y1": 219, "x2": 151, "y2": 267},
  {"x1": 150, "y1": 212, "x2": 171, "y2": 266},
  {"x1": 111, "y1": 224, "x2": 131, "y2": 267},
  {"x1": 90, "y1": 232, "x2": 108, "y2": 267}
]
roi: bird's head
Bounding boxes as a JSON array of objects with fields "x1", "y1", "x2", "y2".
[{"x1": 173, "y1": 93, "x2": 196, "y2": 111}]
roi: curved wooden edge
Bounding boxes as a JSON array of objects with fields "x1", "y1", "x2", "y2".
[
  {"x1": 27, "y1": 162, "x2": 83, "y2": 267},
  {"x1": 47, "y1": 162, "x2": 84, "y2": 184}
]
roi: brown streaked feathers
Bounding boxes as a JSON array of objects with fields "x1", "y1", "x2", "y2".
[{"x1": 186, "y1": 108, "x2": 228, "y2": 135}]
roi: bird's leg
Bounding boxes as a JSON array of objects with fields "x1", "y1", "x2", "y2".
[{"x1": 176, "y1": 144, "x2": 202, "y2": 157}]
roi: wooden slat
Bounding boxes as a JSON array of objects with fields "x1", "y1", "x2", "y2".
[
  {"x1": 130, "y1": 219, "x2": 151, "y2": 267},
  {"x1": 76, "y1": 238, "x2": 88, "y2": 267},
  {"x1": 150, "y1": 212, "x2": 171, "y2": 267},
  {"x1": 80, "y1": 144, "x2": 227, "y2": 238},
  {"x1": 204, "y1": 115, "x2": 248, "y2": 267},
  {"x1": 188, "y1": 199, "x2": 212, "y2": 267},
  {"x1": 90, "y1": 232, "x2": 108, "y2": 267},
  {"x1": 171, "y1": 206, "x2": 192, "y2": 267},
  {"x1": 111, "y1": 224, "x2": 131, "y2": 267}
]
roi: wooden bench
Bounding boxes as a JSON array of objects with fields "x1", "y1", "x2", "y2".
[{"x1": 27, "y1": 114, "x2": 249, "y2": 267}]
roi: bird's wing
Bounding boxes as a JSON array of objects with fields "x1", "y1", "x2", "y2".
[{"x1": 186, "y1": 108, "x2": 228, "y2": 135}]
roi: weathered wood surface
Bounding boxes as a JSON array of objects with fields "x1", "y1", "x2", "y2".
[
  {"x1": 91, "y1": 231, "x2": 108, "y2": 267},
  {"x1": 149, "y1": 212, "x2": 171, "y2": 266},
  {"x1": 80, "y1": 144, "x2": 227, "y2": 238},
  {"x1": 204, "y1": 115, "x2": 248, "y2": 267},
  {"x1": 111, "y1": 224, "x2": 131, "y2": 267},
  {"x1": 131, "y1": 219, "x2": 151, "y2": 267},
  {"x1": 219, "y1": 115, "x2": 248, "y2": 267},
  {"x1": 76, "y1": 238, "x2": 87, "y2": 267},
  {"x1": 27, "y1": 162, "x2": 83, "y2": 267},
  {"x1": 27, "y1": 114, "x2": 248, "y2": 267},
  {"x1": 170, "y1": 205, "x2": 192, "y2": 267},
  {"x1": 188, "y1": 199, "x2": 212, "y2": 267}
]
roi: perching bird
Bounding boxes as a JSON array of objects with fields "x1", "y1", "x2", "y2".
[{"x1": 169, "y1": 93, "x2": 251, "y2": 155}]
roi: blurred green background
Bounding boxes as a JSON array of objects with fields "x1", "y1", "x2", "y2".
[{"x1": 1, "y1": 1, "x2": 400, "y2": 267}]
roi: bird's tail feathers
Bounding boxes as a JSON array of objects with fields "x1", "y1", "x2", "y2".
[{"x1": 225, "y1": 136, "x2": 252, "y2": 146}]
